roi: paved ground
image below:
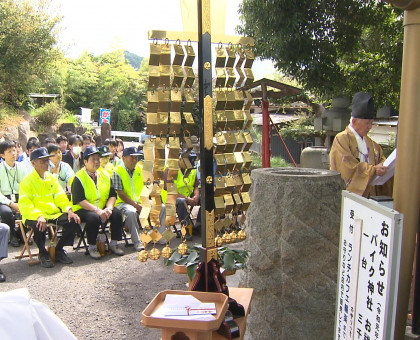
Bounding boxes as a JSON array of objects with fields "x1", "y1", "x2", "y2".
[
  {"x1": 0, "y1": 231, "x2": 240, "y2": 340},
  {"x1": 0, "y1": 201, "x2": 240, "y2": 340}
]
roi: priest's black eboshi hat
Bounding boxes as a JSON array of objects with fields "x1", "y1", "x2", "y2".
[{"x1": 351, "y1": 92, "x2": 376, "y2": 119}]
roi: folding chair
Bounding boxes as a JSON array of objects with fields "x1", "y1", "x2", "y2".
[
  {"x1": 73, "y1": 222, "x2": 88, "y2": 254},
  {"x1": 121, "y1": 214, "x2": 134, "y2": 247},
  {"x1": 74, "y1": 221, "x2": 114, "y2": 254},
  {"x1": 14, "y1": 220, "x2": 56, "y2": 265}
]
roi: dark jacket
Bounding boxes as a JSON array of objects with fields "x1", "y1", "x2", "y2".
[{"x1": 62, "y1": 152, "x2": 83, "y2": 171}]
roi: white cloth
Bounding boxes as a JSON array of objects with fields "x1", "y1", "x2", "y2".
[
  {"x1": 348, "y1": 124, "x2": 370, "y2": 163},
  {"x1": 0, "y1": 288, "x2": 76, "y2": 340}
]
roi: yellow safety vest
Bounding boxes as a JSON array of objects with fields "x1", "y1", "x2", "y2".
[
  {"x1": 98, "y1": 163, "x2": 113, "y2": 177},
  {"x1": 161, "y1": 169, "x2": 196, "y2": 204},
  {"x1": 114, "y1": 164, "x2": 144, "y2": 205},
  {"x1": 18, "y1": 170, "x2": 71, "y2": 223},
  {"x1": 72, "y1": 168, "x2": 110, "y2": 211}
]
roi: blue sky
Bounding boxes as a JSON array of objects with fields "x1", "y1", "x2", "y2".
[{"x1": 53, "y1": 0, "x2": 275, "y2": 78}]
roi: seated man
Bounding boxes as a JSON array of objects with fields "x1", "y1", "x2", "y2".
[
  {"x1": 18, "y1": 147, "x2": 81, "y2": 268},
  {"x1": 22, "y1": 138, "x2": 40, "y2": 173},
  {"x1": 0, "y1": 222, "x2": 9, "y2": 282},
  {"x1": 0, "y1": 140, "x2": 28, "y2": 246},
  {"x1": 62, "y1": 135, "x2": 83, "y2": 173},
  {"x1": 104, "y1": 138, "x2": 122, "y2": 168},
  {"x1": 112, "y1": 147, "x2": 144, "y2": 251},
  {"x1": 47, "y1": 144, "x2": 75, "y2": 193},
  {"x1": 56, "y1": 135, "x2": 68, "y2": 154},
  {"x1": 71, "y1": 146, "x2": 124, "y2": 259},
  {"x1": 82, "y1": 133, "x2": 95, "y2": 152},
  {"x1": 162, "y1": 151, "x2": 200, "y2": 240}
]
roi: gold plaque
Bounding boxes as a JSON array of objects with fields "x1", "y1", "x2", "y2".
[{"x1": 204, "y1": 95, "x2": 213, "y2": 150}]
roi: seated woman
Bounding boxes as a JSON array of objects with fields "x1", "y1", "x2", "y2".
[
  {"x1": 47, "y1": 144, "x2": 74, "y2": 193},
  {"x1": 71, "y1": 146, "x2": 124, "y2": 259}
]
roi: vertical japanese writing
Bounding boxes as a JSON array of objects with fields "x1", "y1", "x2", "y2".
[{"x1": 355, "y1": 220, "x2": 390, "y2": 340}]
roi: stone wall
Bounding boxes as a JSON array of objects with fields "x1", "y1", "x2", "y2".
[{"x1": 239, "y1": 168, "x2": 344, "y2": 340}]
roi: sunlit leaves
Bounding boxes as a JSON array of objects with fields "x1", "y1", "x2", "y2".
[{"x1": 238, "y1": 0, "x2": 403, "y2": 107}]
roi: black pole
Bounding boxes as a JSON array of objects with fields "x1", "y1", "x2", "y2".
[{"x1": 197, "y1": 0, "x2": 214, "y2": 252}]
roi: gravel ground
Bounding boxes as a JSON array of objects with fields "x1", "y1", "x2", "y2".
[{"x1": 0, "y1": 235, "x2": 203, "y2": 340}]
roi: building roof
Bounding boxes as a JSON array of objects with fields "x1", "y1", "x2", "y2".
[
  {"x1": 251, "y1": 113, "x2": 299, "y2": 126},
  {"x1": 245, "y1": 78, "x2": 302, "y2": 98}
]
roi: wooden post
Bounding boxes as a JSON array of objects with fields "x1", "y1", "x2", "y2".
[{"x1": 389, "y1": 4, "x2": 420, "y2": 339}]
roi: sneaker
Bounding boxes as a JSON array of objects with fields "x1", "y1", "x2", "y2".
[
  {"x1": 134, "y1": 243, "x2": 145, "y2": 252},
  {"x1": 55, "y1": 249, "x2": 73, "y2": 264},
  {"x1": 109, "y1": 244, "x2": 124, "y2": 256},
  {"x1": 89, "y1": 248, "x2": 102, "y2": 260},
  {"x1": 10, "y1": 234, "x2": 20, "y2": 247},
  {"x1": 39, "y1": 252, "x2": 54, "y2": 268}
]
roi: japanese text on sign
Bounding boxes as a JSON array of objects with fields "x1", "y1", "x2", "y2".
[
  {"x1": 99, "y1": 108, "x2": 111, "y2": 126},
  {"x1": 334, "y1": 191, "x2": 402, "y2": 340}
]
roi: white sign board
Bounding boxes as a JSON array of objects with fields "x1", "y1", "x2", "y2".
[
  {"x1": 334, "y1": 191, "x2": 403, "y2": 340},
  {"x1": 80, "y1": 107, "x2": 92, "y2": 123}
]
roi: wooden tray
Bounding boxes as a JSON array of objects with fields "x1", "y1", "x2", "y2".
[{"x1": 142, "y1": 290, "x2": 228, "y2": 332}]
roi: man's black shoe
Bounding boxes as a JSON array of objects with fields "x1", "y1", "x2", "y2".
[
  {"x1": 10, "y1": 234, "x2": 20, "y2": 247},
  {"x1": 0, "y1": 268, "x2": 5, "y2": 282},
  {"x1": 55, "y1": 249, "x2": 73, "y2": 264},
  {"x1": 39, "y1": 252, "x2": 54, "y2": 268}
]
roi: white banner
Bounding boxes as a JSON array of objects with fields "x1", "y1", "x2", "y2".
[{"x1": 80, "y1": 107, "x2": 92, "y2": 123}]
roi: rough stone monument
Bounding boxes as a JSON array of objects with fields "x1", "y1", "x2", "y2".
[
  {"x1": 101, "y1": 122, "x2": 112, "y2": 143},
  {"x1": 239, "y1": 168, "x2": 344, "y2": 340}
]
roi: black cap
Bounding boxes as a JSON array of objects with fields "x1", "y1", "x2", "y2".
[
  {"x1": 30, "y1": 147, "x2": 52, "y2": 161},
  {"x1": 83, "y1": 146, "x2": 100, "y2": 159},
  {"x1": 98, "y1": 145, "x2": 111, "y2": 157},
  {"x1": 123, "y1": 146, "x2": 142, "y2": 157},
  {"x1": 351, "y1": 92, "x2": 375, "y2": 119}
]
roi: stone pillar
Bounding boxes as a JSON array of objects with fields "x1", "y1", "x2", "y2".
[{"x1": 239, "y1": 168, "x2": 344, "y2": 340}]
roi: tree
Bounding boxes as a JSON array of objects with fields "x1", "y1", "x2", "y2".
[
  {"x1": 0, "y1": 0, "x2": 60, "y2": 107},
  {"x1": 62, "y1": 50, "x2": 146, "y2": 132},
  {"x1": 64, "y1": 52, "x2": 100, "y2": 113},
  {"x1": 238, "y1": 0, "x2": 404, "y2": 108}
]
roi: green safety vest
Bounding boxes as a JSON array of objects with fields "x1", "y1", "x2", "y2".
[
  {"x1": 114, "y1": 163, "x2": 144, "y2": 205},
  {"x1": 161, "y1": 169, "x2": 196, "y2": 204},
  {"x1": 72, "y1": 168, "x2": 110, "y2": 211}
]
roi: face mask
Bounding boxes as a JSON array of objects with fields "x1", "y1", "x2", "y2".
[{"x1": 72, "y1": 146, "x2": 82, "y2": 156}]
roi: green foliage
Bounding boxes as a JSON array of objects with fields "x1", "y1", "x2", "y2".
[
  {"x1": 31, "y1": 101, "x2": 63, "y2": 131},
  {"x1": 57, "y1": 110, "x2": 78, "y2": 125},
  {"x1": 124, "y1": 51, "x2": 143, "y2": 70},
  {"x1": 0, "y1": 0, "x2": 60, "y2": 107},
  {"x1": 238, "y1": 0, "x2": 403, "y2": 108},
  {"x1": 278, "y1": 113, "x2": 325, "y2": 142},
  {"x1": 381, "y1": 132, "x2": 396, "y2": 158},
  {"x1": 116, "y1": 109, "x2": 144, "y2": 133},
  {"x1": 61, "y1": 50, "x2": 146, "y2": 129},
  {"x1": 0, "y1": 104, "x2": 17, "y2": 122},
  {"x1": 164, "y1": 244, "x2": 249, "y2": 281},
  {"x1": 251, "y1": 153, "x2": 291, "y2": 169}
]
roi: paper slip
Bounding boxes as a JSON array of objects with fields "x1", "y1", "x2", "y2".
[
  {"x1": 162, "y1": 294, "x2": 216, "y2": 316},
  {"x1": 371, "y1": 149, "x2": 396, "y2": 186}
]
